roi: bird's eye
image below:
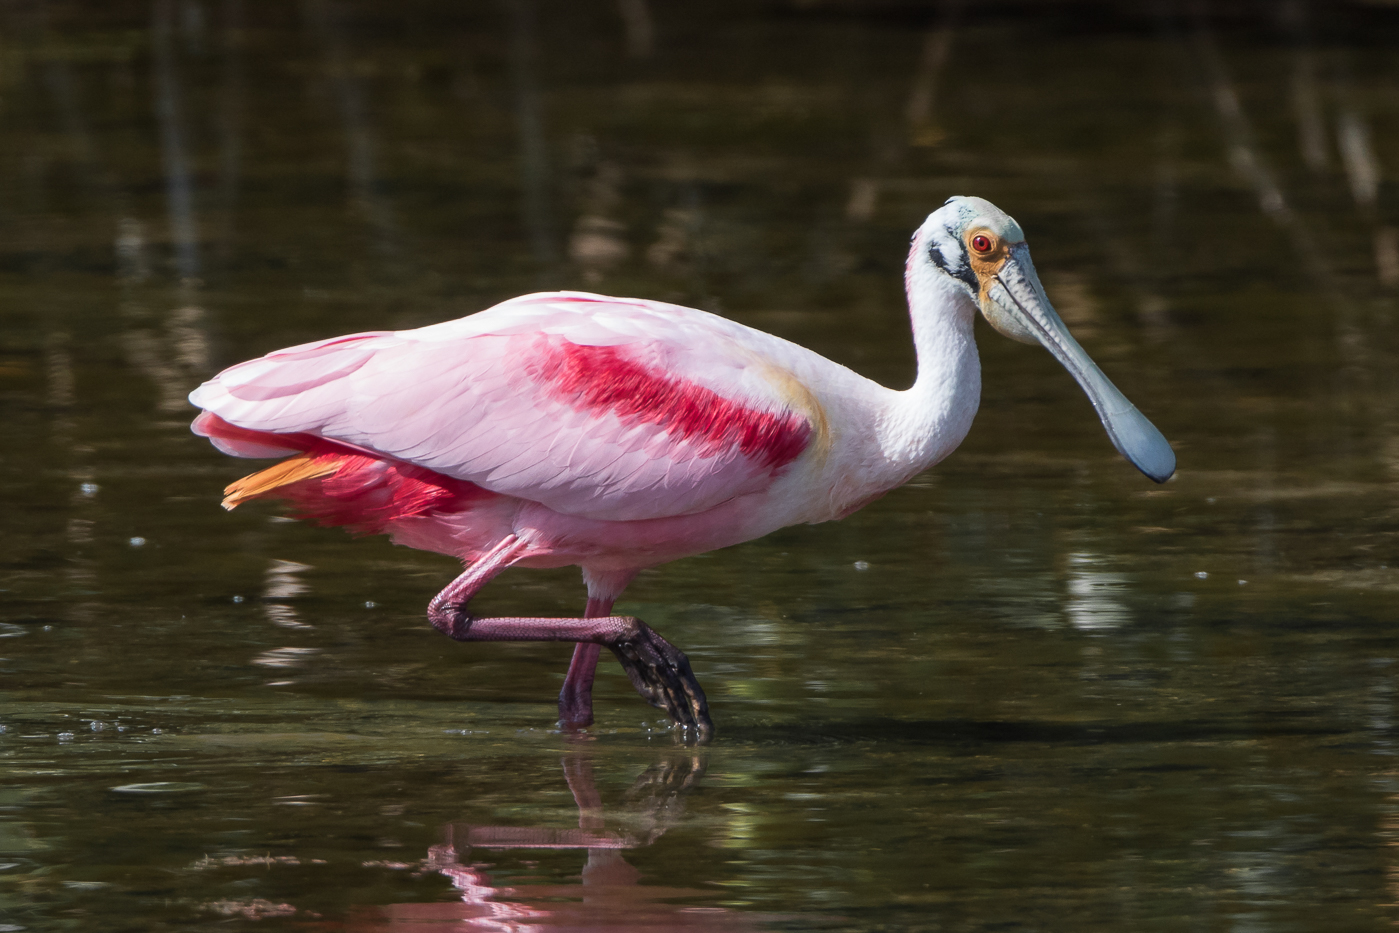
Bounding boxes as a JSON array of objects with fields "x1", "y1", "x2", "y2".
[{"x1": 970, "y1": 234, "x2": 993, "y2": 253}]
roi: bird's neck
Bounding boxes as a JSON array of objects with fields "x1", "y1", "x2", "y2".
[{"x1": 878, "y1": 261, "x2": 982, "y2": 478}]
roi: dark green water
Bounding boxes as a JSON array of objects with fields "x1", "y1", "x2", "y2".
[{"x1": 4, "y1": 1, "x2": 1399, "y2": 929}]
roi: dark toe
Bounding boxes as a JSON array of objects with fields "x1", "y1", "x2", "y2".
[{"x1": 608, "y1": 620, "x2": 713, "y2": 742}]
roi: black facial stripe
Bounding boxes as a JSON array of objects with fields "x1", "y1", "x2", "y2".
[{"x1": 928, "y1": 241, "x2": 977, "y2": 290}]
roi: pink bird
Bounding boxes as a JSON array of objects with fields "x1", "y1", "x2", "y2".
[{"x1": 190, "y1": 197, "x2": 1174, "y2": 740}]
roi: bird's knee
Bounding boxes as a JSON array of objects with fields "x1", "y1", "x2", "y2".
[{"x1": 429, "y1": 604, "x2": 474, "y2": 641}]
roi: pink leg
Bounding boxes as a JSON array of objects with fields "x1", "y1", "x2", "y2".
[
  {"x1": 558, "y1": 598, "x2": 610, "y2": 730},
  {"x1": 428, "y1": 537, "x2": 712, "y2": 739}
]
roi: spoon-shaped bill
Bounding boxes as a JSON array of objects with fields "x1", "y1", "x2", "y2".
[{"x1": 985, "y1": 253, "x2": 1176, "y2": 483}]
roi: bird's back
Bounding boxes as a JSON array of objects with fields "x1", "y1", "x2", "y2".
[{"x1": 191, "y1": 292, "x2": 879, "y2": 527}]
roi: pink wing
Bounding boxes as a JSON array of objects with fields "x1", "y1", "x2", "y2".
[{"x1": 189, "y1": 293, "x2": 815, "y2": 522}]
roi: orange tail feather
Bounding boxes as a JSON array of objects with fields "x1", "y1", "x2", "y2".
[{"x1": 222, "y1": 453, "x2": 340, "y2": 510}]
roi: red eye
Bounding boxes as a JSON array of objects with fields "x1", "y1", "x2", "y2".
[{"x1": 971, "y1": 234, "x2": 993, "y2": 253}]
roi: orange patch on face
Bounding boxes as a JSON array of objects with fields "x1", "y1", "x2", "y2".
[{"x1": 965, "y1": 227, "x2": 1010, "y2": 307}]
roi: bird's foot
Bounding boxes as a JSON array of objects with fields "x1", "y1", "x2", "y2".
[
  {"x1": 558, "y1": 693, "x2": 596, "y2": 732},
  {"x1": 607, "y1": 618, "x2": 713, "y2": 743},
  {"x1": 557, "y1": 701, "x2": 594, "y2": 732}
]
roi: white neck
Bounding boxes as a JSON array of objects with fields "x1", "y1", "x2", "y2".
[{"x1": 877, "y1": 253, "x2": 982, "y2": 479}]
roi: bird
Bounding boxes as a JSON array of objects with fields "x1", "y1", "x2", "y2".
[{"x1": 189, "y1": 196, "x2": 1174, "y2": 741}]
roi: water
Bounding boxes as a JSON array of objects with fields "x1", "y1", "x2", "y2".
[{"x1": 3, "y1": 1, "x2": 1399, "y2": 929}]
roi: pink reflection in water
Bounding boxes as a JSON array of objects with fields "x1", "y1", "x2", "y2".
[{"x1": 342, "y1": 754, "x2": 765, "y2": 933}]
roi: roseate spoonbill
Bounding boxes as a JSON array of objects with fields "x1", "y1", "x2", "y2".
[{"x1": 189, "y1": 196, "x2": 1174, "y2": 740}]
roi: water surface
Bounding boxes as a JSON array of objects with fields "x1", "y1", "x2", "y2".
[{"x1": 4, "y1": 1, "x2": 1399, "y2": 930}]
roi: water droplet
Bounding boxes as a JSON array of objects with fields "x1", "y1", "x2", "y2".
[
  {"x1": 364, "y1": 601, "x2": 377, "y2": 609},
  {"x1": 128, "y1": 537, "x2": 146, "y2": 547},
  {"x1": 57, "y1": 732, "x2": 74, "y2": 742},
  {"x1": 151, "y1": 728, "x2": 163, "y2": 735},
  {"x1": 232, "y1": 595, "x2": 244, "y2": 603},
  {"x1": 853, "y1": 561, "x2": 870, "y2": 571},
  {"x1": 89, "y1": 721, "x2": 104, "y2": 731},
  {"x1": 80, "y1": 483, "x2": 99, "y2": 496},
  {"x1": 1194, "y1": 571, "x2": 1208, "y2": 580},
  {"x1": 1237, "y1": 579, "x2": 1247, "y2": 586}
]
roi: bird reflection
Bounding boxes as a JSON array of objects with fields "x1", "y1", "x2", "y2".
[{"x1": 349, "y1": 752, "x2": 760, "y2": 932}]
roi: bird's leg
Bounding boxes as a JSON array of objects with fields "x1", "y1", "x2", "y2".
[
  {"x1": 451, "y1": 615, "x2": 712, "y2": 739},
  {"x1": 426, "y1": 539, "x2": 713, "y2": 740},
  {"x1": 427, "y1": 535, "x2": 530, "y2": 639},
  {"x1": 558, "y1": 599, "x2": 610, "y2": 730}
]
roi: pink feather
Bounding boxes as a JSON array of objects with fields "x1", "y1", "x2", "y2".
[{"x1": 190, "y1": 293, "x2": 819, "y2": 541}]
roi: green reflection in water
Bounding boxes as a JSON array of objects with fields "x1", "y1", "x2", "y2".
[{"x1": 2, "y1": 1, "x2": 1399, "y2": 930}]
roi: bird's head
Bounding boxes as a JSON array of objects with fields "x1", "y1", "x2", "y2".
[{"x1": 917, "y1": 195, "x2": 1176, "y2": 484}]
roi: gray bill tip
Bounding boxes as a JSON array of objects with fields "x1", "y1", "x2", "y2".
[{"x1": 1101, "y1": 403, "x2": 1175, "y2": 483}]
